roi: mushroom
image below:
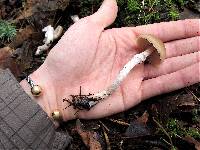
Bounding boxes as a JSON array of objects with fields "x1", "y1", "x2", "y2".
[
  {"x1": 71, "y1": 15, "x2": 80, "y2": 23},
  {"x1": 35, "y1": 14, "x2": 80, "y2": 56},
  {"x1": 35, "y1": 25, "x2": 63, "y2": 55},
  {"x1": 137, "y1": 34, "x2": 166, "y2": 66},
  {"x1": 87, "y1": 34, "x2": 166, "y2": 108}
]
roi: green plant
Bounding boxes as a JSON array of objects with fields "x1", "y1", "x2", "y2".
[
  {"x1": 117, "y1": 0, "x2": 125, "y2": 6},
  {"x1": 79, "y1": 0, "x2": 183, "y2": 27},
  {"x1": 0, "y1": 20, "x2": 16, "y2": 41},
  {"x1": 166, "y1": 118, "x2": 200, "y2": 139},
  {"x1": 173, "y1": 0, "x2": 186, "y2": 7},
  {"x1": 127, "y1": 0, "x2": 141, "y2": 12},
  {"x1": 192, "y1": 109, "x2": 199, "y2": 123},
  {"x1": 187, "y1": 128, "x2": 200, "y2": 139},
  {"x1": 167, "y1": 118, "x2": 186, "y2": 137},
  {"x1": 169, "y1": 7, "x2": 180, "y2": 20}
]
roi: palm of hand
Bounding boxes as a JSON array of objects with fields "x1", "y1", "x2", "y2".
[{"x1": 45, "y1": 19, "x2": 144, "y2": 120}]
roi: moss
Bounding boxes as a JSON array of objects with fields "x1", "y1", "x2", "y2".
[
  {"x1": 169, "y1": 7, "x2": 180, "y2": 20},
  {"x1": 166, "y1": 118, "x2": 200, "y2": 139},
  {"x1": 80, "y1": 0, "x2": 185, "y2": 27},
  {"x1": 79, "y1": 0, "x2": 184, "y2": 27},
  {"x1": 127, "y1": 0, "x2": 141, "y2": 12},
  {"x1": 167, "y1": 119, "x2": 186, "y2": 137},
  {"x1": 0, "y1": 20, "x2": 16, "y2": 42},
  {"x1": 191, "y1": 109, "x2": 199, "y2": 123},
  {"x1": 187, "y1": 128, "x2": 200, "y2": 139},
  {"x1": 173, "y1": 0, "x2": 186, "y2": 7}
]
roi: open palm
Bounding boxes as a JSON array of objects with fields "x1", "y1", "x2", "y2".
[{"x1": 28, "y1": 0, "x2": 199, "y2": 121}]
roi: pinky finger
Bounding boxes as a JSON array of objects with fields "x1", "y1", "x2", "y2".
[{"x1": 141, "y1": 63, "x2": 200, "y2": 100}]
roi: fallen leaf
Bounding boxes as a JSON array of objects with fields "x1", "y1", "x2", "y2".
[
  {"x1": 0, "y1": 47, "x2": 21, "y2": 78},
  {"x1": 0, "y1": 4, "x2": 6, "y2": 19},
  {"x1": 125, "y1": 111, "x2": 151, "y2": 138},
  {"x1": 137, "y1": 111, "x2": 149, "y2": 124},
  {"x1": 183, "y1": 136, "x2": 200, "y2": 150},
  {"x1": 10, "y1": 25, "x2": 34, "y2": 48},
  {"x1": 76, "y1": 119, "x2": 102, "y2": 150},
  {"x1": 178, "y1": 94, "x2": 196, "y2": 108},
  {"x1": 15, "y1": 0, "x2": 70, "y2": 21}
]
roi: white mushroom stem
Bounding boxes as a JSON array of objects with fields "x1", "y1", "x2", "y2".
[
  {"x1": 35, "y1": 44, "x2": 51, "y2": 55},
  {"x1": 71, "y1": 15, "x2": 80, "y2": 23},
  {"x1": 35, "y1": 25, "x2": 63, "y2": 55},
  {"x1": 42, "y1": 25, "x2": 54, "y2": 44},
  {"x1": 88, "y1": 48, "x2": 154, "y2": 107}
]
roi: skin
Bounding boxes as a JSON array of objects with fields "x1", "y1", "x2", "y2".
[{"x1": 20, "y1": 0, "x2": 200, "y2": 123}]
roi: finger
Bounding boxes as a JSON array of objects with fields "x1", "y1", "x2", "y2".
[
  {"x1": 144, "y1": 51, "x2": 200, "y2": 79},
  {"x1": 141, "y1": 63, "x2": 200, "y2": 100},
  {"x1": 165, "y1": 36, "x2": 200, "y2": 58},
  {"x1": 131, "y1": 19, "x2": 200, "y2": 42},
  {"x1": 88, "y1": 0, "x2": 118, "y2": 28}
]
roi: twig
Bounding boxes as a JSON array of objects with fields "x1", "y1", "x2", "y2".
[
  {"x1": 185, "y1": 87, "x2": 200, "y2": 102},
  {"x1": 102, "y1": 127, "x2": 111, "y2": 150},
  {"x1": 109, "y1": 119, "x2": 130, "y2": 126},
  {"x1": 153, "y1": 117, "x2": 174, "y2": 148},
  {"x1": 99, "y1": 121, "x2": 110, "y2": 132}
]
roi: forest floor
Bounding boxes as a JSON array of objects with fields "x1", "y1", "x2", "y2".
[{"x1": 0, "y1": 0, "x2": 199, "y2": 150}]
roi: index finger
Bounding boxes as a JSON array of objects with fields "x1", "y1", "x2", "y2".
[{"x1": 131, "y1": 19, "x2": 200, "y2": 42}]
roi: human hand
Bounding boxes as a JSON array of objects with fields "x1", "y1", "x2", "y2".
[{"x1": 20, "y1": 0, "x2": 200, "y2": 122}]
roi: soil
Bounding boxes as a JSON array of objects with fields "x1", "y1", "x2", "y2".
[{"x1": 0, "y1": 0, "x2": 199, "y2": 150}]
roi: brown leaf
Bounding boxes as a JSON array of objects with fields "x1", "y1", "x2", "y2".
[
  {"x1": 15, "y1": 0, "x2": 70, "y2": 21},
  {"x1": 125, "y1": 111, "x2": 151, "y2": 138},
  {"x1": 183, "y1": 136, "x2": 200, "y2": 150},
  {"x1": 10, "y1": 26, "x2": 34, "y2": 48},
  {"x1": 0, "y1": 4, "x2": 6, "y2": 19},
  {"x1": 178, "y1": 94, "x2": 196, "y2": 108},
  {"x1": 0, "y1": 47, "x2": 21, "y2": 77},
  {"x1": 76, "y1": 119, "x2": 102, "y2": 150},
  {"x1": 137, "y1": 111, "x2": 149, "y2": 124}
]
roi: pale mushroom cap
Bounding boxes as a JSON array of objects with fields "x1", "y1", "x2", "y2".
[
  {"x1": 53, "y1": 25, "x2": 63, "y2": 39},
  {"x1": 137, "y1": 34, "x2": 166, "y2": 65}
]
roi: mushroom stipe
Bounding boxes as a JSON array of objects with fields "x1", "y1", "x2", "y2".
[{"x1": 63, "y1": 34, "x2": 166, "y2": 111}]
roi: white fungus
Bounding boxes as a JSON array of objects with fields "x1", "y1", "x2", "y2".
[
  {"x1": 71, "y1": 15, "x2": 80, "y2": 23},
  {"x1": 35, "y1": 25, "x2": 63, "y2": 55}
]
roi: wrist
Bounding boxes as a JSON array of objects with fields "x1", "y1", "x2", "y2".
[{"x1": 20, "y1": 64, "x2": 57, "y2": 119}]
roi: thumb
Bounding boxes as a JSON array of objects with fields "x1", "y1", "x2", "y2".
[{"x1": 89, "y1": 0, "x2": 118, "y2": 28}]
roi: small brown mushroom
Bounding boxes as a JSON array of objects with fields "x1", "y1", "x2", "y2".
[{"x1": 137, "y1": 34, "x2": 166, "y2": 66}]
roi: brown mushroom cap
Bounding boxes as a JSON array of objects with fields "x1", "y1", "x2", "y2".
[{"x1": 137, "y1": 34, "x2": 166, "y2": 66}]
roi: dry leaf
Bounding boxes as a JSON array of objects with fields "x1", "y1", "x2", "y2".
[
  {"x1": 0, "y1": 47, "x2": 21, "y2": 77},
  {"x1": 15, "y1": 0, "x2": 70, "y2": 21},
  {"x1": 10, "y1": 25, "x2": 34, "y2": 48},
  {"x1": 137, "y1": 111, "x2": 149, "y2": 124},
  {"x1": 76, "y1": 119, "x2": 102, "y2": 150},
  {"x1": 125, "y1": 111, "x2": 151, "y2": 138},
  {"x1": 183, "y1": 136, "x2": 200, "y2": 150},
  {"x1": 178, "y1": 94, "x2": 197, "y2": 108}
]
